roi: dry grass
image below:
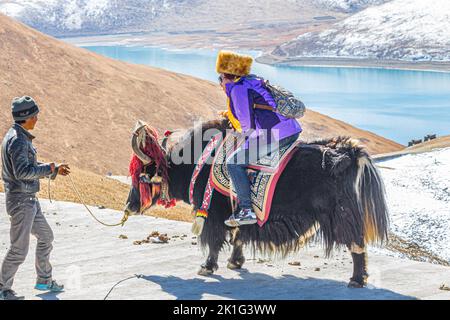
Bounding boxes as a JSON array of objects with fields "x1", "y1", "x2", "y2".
[
  {"x1": 0, "y1": 167, "x2": 129, "y2": 211},
  {"x1": 0, "y1": 164, "x2": 194, "y2": 223},
  {"x1": 146, "y1": 203, "x2": 194, "y2": 223},
  {"x1": 405, "y1": 135, "x2": 450, "y2": 153},
  {"x1": 374, "y1": 135, "x2": 450, "y2": 160},
  {"x1": 387, "y1": 233, "x2": 450, "y2": 267}
]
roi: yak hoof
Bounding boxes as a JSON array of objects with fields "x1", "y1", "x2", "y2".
[
  {"x1": 227, "y1": 257, "x2": 245, "y2": 270},
  {"x1": 198, "y1": 263, "x2": 218, "y2": 276},
  {"x1": 198, "y1": 266, "x2": 215, "y2": 276},
  {"x1": 227, "y1": 261, "x2": 242, "y2": 270},
  {"x1": 347, "y1": 280, "x2": 365, "y2": 288}
]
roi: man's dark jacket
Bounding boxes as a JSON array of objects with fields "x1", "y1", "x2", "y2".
[{"x1": 1, "y1": 124, "x2": 52, "y2": 194}]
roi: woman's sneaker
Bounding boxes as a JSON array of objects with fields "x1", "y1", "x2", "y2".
[
  {"x1": 225, "y1": 209, "x2": 258, "y2": 227},
  {"x1": 235, "y1": 209, "x2": 257, "y2": 225},
  {"x1": 0, "y1": 289, "x2": 25, "y2": 300},
  {"x1": 35, "y1": 280, "x2": 64, "y2": 293}
]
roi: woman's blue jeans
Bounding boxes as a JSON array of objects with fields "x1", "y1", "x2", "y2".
[{"x1": 226, "y1": 133, "x2": 300, "y2": 210}]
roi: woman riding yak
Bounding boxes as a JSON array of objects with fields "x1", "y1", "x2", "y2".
[
  {"x1": 125, "y1": 50, "x2": 389, "y2": 287},
  {"x1": 217, "y1": 51, "x2": 301, "y2": 227}
]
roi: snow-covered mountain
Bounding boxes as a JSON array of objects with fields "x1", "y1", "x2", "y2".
[
  {"x1": 272, "y1": 0, "x2": 450, "y2": 62},
  {"x1": 0, "y1": 0, "x2": 188, "y2": 35},
  {"x1": 0, "y1": 0, "x2": 385, "y2": 36},
  {"x1": 314, "y1": 0, "x2": 390, "y2": 12}
]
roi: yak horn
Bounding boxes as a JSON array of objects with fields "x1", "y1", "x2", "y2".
[
  {"x1": 131, "y1": 120, "x2": 152, "y2": 165},
  {"x1": 161, "y1": 129, "x2": 179, "y2": 152},
  {"x1": 161, "y1": 136, "x2": 169, "y2": 152}
]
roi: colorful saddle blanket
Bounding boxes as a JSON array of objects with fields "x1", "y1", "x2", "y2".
[{"x1": 210, "y1": 133, "x2": 301, "y2": 227}]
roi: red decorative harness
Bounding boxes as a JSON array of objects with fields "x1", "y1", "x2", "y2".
[
  {"x1": 189, "y1": 133, "x2": 223, "y2": 218},
  {"x1": 129, "y1": 126, "x2": 176, "y2": 211}
]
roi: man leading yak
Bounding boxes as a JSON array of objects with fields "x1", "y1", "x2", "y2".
[
  {"x1": 0, "y1": 96, "x2": 70, "y2": 300},
  {"x1": 216, "y1": 51, "x2": 302, "y2": 227}
]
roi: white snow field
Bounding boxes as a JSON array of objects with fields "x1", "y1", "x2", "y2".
[
  {"x1": 0, "y1": 193, "x2": 449, "y2": 300},
  {"x1": 378, "y1": 148, "x2": 450, "y2": 262}
]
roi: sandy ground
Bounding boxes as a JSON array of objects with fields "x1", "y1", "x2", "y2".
[{"x1": 0, "y1": 194, "x2": 449, "y2": 300}]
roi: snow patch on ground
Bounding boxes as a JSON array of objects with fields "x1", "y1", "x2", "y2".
[
  {"x1": 378, "y1": 147, "x2": 450, "y2": 262},
  {"x1": 107, "y1": 175, "x2": 131, "y2": 185}
]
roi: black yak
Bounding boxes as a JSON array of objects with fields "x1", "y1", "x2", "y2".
[{"x1": 125, "y1": 119, "x2": 389, "y2": 288}]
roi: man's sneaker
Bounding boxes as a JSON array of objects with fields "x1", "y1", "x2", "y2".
[
  {"x1": 0, "y1": 289, "x2": 25, "y2": 300},
  {"x1": 35, "y1": 280, "x2": 64, "y2": 293},
  {"x1": 235, "y1": 209, "x2": 258, "y2": 225}
]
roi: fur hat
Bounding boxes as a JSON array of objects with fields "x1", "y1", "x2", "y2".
[{"x1": 216, "y1": 50, "x2": 253, "y2": 76}]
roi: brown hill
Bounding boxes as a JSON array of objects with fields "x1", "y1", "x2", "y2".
[
  {"x1": 374, "y1": 135, "x2": 450, "y2": 161},
  {"x1": 0, "y1": 14, "x2": 403, "y2": 176}
]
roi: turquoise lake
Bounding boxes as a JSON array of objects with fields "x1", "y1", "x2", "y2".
[{"x1": 83, "y1": 46, "x2": 450, "y2": 144}]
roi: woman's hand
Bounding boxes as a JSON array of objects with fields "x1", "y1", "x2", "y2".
[{"x1": 218, "y1": 110, "x2": 229, "y2": 119}]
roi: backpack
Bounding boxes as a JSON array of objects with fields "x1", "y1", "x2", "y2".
[{"x1": 262, "y1": 80, "x2": 306, "y2": 119}]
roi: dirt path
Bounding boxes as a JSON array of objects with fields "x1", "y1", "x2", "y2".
[{"x1": 1, "y1": 194, "x2": 449, "y2": 300}]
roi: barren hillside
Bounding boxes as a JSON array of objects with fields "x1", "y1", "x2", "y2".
[
  {"x1": 0, "y1": 13, "x2": 402, "y2": 176},
  {"x1": 0, "y1": 13, "x2": 224, "y2": 175}
]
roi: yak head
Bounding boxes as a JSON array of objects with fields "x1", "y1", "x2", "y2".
[{"x1": 124, "y1": 121, "x2": 170, "y2": 215}]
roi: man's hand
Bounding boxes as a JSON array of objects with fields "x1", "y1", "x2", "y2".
[
  {"x1": 57, "y1": 163, "x2": 71, "y2": 176},
  {"x1": 49, "y1": 163, "x2": 56, "y2": 173}
]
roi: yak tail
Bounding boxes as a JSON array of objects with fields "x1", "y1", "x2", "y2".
[{"x1": 354, "y1": 154, "x2": 389, "y2": 245}]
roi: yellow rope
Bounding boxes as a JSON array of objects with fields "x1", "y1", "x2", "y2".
[{"x1": 67, "y1": 174, "x2": 129, "y2": 227}]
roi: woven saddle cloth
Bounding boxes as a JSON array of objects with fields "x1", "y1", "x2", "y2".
[{"x1": 210, "y1": 133, "x2": 300, "y2": 227}]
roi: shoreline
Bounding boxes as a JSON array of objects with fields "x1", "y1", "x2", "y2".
[
  {"x1": 62, "y1": 34, "x2": 450, "y2": 74},
  {"x1": 256, "y1": 55, "x2": 450, "y2": 74}
]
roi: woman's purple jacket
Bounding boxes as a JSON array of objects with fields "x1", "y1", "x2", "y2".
[{"x1": 225, "y1": 75, "x2": 302, "y2": 148}]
